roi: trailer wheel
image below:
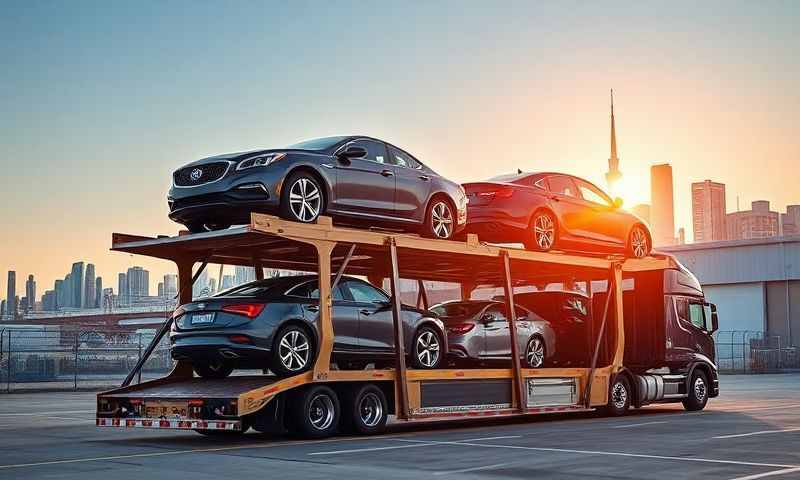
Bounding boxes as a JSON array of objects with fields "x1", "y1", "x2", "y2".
[
  {"x1": 603, "y1": 375, "x2": 631, "y2": 417},
  {"x1": 341, "y1": 384, "x2": 388, "y2": 435},
  {"x1": 682, "y1": 370, "x2": 709, "y2": 411},
  {"x1": 289, "y1": 385, "x2": 340, "y2": 438}
]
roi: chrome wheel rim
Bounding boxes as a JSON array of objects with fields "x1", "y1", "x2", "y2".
[
  {"x1": 431, "y1": 201, "x2": 453, "y2": 238},
  {"x1": 526, "y1": 337, "x2": 545, "y2": 368},
  {"x1": 534, "y1": 214, "x2": 555, "y2": 250},
  {"x1": 289, "y1": 178, "x2": 322, "y2": 222},
  {"x1": 631, "y1": 227, "x2": 649, "y2": 258},
  {"x1": 694, "y1": 377, "x2": 707, "y2": 401},
  {"x1": 611, "y1": 381, "x2": 628, "y2": 410},
  {"x1": 359, "y1": 392, "x2": 383, "y2": 427},
  {"x1": 415, "y1": 330, "x2": 440, "y2": 367},
  {"x1": 278, "y1": 330, "x2": 310, "y2": 371},
  {"x1": 308, "y1": 394, "x2": 335, "y2": 430}
]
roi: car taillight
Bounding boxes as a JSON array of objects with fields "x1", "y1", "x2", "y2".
[
  {"x1": 222, "y1": 303, "x2": 265, "y2": 318},
  {"x1": 446, "y1": 323, "x2": 475, "y2": 335},
  {"x1": 476, "y1": 187, "x2": 514, "y2": 201}
]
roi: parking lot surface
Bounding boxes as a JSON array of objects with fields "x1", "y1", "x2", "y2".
[{"x1": 0, "y1": 374, "x2": 798, "y2": 480}]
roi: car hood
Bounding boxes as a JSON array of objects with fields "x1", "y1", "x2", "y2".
[{"x1": 177, "y1": 148, "x2": 326, "y2": 168}]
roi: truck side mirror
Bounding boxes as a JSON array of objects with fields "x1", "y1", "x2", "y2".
[{"x1": 710, "y1": 304, "x2": 718, "y2": 333}]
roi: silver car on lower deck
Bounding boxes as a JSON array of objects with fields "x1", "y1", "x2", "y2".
[{"x1": 430, "y1": 300, "x2": 555, "y2": 368}]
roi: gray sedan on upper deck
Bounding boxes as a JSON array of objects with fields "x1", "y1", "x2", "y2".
[{"x1": 167, "y1": 135, "x2": 467, "y2": 239}]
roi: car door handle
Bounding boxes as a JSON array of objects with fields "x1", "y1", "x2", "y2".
[
  {"x1": 418, "y1": 175, "x2": 430, "y2": 181},
  {"x1": 306, "y1": 305, "x2": 319, "y2": 312},
  {"x1": 359, "y1": 309, "x2": 373, "y2": 315},
  {"x1": 549, "y1": 195, "x2": 560, "y2": 202},
  {"x1": 380, "y1": 169, "x2": 394, "y2": 177}
]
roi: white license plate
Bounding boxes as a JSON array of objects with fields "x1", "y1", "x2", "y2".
[{"x1": 191, "y1": 313, "x2": 215, "y2": 325}]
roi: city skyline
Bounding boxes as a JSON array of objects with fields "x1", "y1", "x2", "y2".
[{"x1": 1, "y1": 1, "x2": 799, "y2": 295}]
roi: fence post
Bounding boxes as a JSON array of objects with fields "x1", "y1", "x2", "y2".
[
  {"x1": 137, "y1": 333, "x2": 143, "y2": 384},
  {"x1": 74, "y1": 332, "x2": 79, "y2": 391}
]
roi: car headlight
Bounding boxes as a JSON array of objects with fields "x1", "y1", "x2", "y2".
[{"x1": 236, "y1": 153, "x2": 286, "y2": 171}]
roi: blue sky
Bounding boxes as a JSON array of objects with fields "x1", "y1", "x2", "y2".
[{"x1": 1, "y1": 1, "x2": 798, "y2": 294}]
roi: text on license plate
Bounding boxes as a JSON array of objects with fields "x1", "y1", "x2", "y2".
[{"x1": 191, "y1": 313, "x2": 215, "y2": 325}]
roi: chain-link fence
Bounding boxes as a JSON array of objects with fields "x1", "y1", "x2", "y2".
[
  {"x1": 0, "y1": 327, "x2": 173, "y2": 392},
  {"x1": 714, "y1": 330, "x2": 799, "y2": 373}
]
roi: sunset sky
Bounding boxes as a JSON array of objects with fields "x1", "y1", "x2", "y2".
[{"x1": 1, "y1": 1, "x2": 798, "y2": 296}]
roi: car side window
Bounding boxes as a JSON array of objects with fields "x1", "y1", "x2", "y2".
[
  {"x1": 348, "y1": 139, "x2": 388, "y2": 164},
  {"x1": 689, "y1": 303, "x2": 706, "y2": 330},
  {"x1": 485, "y1": 306, "x2": 507, "y2": 322},
  {"x1": 289, "y1": 281, "x2": 344, "y2": 301},
  {"x1": 343, "y1": 280, "x2": 389, "y2": 303},
  {"x1": 575, "y1": 179, "x2": 612, "y2": 206},
  {"x1": 514, "y1": 306, "x2": 529, "y2": 320},
  {"x1": 388, "y1": 146, "x2": 421, "y2": 169},
  {"x1": 533, "y1": 178, "x2": 547, "y2": 190},
  {"x1": 548, "y1": 176, "x2": 578, "y2": 198}
]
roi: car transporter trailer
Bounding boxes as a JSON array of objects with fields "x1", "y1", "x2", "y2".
[{"x1": 96, "y1": 213, "x2": 689, "y2": 437}]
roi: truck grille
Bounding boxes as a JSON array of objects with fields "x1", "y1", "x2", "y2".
[{"x1": 174, "y1": 162, "x2": 230, "y2": 187}]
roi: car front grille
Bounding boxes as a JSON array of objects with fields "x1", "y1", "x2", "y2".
[{"x1": 174, "y1": 162, "x2": 230, "y2": 187}]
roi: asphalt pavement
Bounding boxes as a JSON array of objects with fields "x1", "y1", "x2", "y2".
[{"x1": 0, "y1": 374, "x2": 798, "y2": 480}]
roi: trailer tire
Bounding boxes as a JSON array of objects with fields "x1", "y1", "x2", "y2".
[
  {"x1": 602, "y1": 375, "x2": 631, "y2": 417},
  {"x1": 682, "y1": 370, "x2": 709, "y2": 411},
  {"x1": 341, "y1": 384, "x2": 388, "y2": 435},
  {"x1": 288, "y1": 385, "x2": 340, "y2": 439}
]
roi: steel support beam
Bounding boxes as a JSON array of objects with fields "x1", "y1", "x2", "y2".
[
  {"x1": 389, "y1": 238, "x2": 410, "y2": 419},
  {"x1": 501, "y1": 251, "x2": 526, "y2": 411},
  {"x1": 582, "y1": 263, "x2": 620, "y2": 407}
]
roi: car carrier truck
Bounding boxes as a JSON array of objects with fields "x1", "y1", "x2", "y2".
[{"x1": 96, "y1": 213, "x2": 719, "y2": 438}]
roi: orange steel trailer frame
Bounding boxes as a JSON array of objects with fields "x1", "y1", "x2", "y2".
[{"x1": 97, "y1": 213, "x2": 674, "y2": 430}]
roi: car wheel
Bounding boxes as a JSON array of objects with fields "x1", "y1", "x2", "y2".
[
  {"x1": 411, "y1": 326, "x2": 444, "y2": 369},
  {"x1": 423, "y1": 198, "x2": 455, "y2": 239},
  {"x1": 525, "y1": 210, "x2": 557, "y2": 252},
  {"x1": 682, "y1": 370, "x2": 709, "y2": 411},
  {"x1": 628, "y1": 225, "x2": 651, "y2": 258},
  {"x1": 341, "y1": 384, "x2": 388, "y2": 435},
  {"x1": 288, "y1": 385, "x2": 340, "y2": 438},
  {"x1": 525, "y1": 336, "x2": 546, "y2": 368},
  {"x1": 193, "y1": 360, "x2": 234, "y2": 379},
  {"x1": 602, "y1": 375, "x2": 631, "y2": 417},
  {"x1": 271, "y1": 324, "x2": 314, "y2": 377},
  {"x1": 280, "y1": 172, "x2": 324, "y2": 223}
]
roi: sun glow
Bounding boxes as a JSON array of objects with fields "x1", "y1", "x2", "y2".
[{"x1": 606, "y1": 175, "x2": 650, "y2": 211}]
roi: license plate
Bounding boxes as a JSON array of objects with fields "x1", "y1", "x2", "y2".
[
  {"x1": 145, "y1": 401, "x2": 189, "y2": 419},
  {"x1": 191, "y1": 313, "x2": 215, "y2": 325}
]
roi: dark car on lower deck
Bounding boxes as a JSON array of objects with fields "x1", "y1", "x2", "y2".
[{"x1": 170, "y1": 275, "x2": 447, "y2": 378}]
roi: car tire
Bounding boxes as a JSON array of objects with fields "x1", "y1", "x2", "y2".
[
  {"x1": 193, "y1": 360, "x2": 234, "y2": 379},
  {"x1": 423, "y1": 198, "x2": 456, "y2": 240},
  {"x1": 627, "y1": 225, "x2": 651, "y2": 258},
  {"x1": 288, "y1": 385, "x2": 340, "y2": 438},
  {"x1": 602, "y1": 375, "x2": 631, "y2": 417},
  {"x1": 410, "y1": 326, "x2": 444, "y2": 369},
  {"x1": 271, "y1": 324, "x2": 315, "y2": 377},
  {"x1": 280, "y1": 171, "x2": 325, "y2": 223},
  {"x1": 524, "y1": 210, "x2": 557, "y2": 252},
  {"x1": 525, "y1": 335, "x2": 546, "y2": 368},
  {"x1": 682, "y1": 370, "x2": 710, "y2": 411},
  {"x1": 341, "y1": 384, "x2": 388, "y2": 435}
]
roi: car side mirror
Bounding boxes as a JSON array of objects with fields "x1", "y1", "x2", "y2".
[
  {"x1": 338, "y1": 145, "x2": 367, "y2": 162},
  {"x1": 613, "y1": 197, "x2": 624, "y2": 209},
  {"x1": 480, "y1": 313, "x2": 495, "y2": 324}
]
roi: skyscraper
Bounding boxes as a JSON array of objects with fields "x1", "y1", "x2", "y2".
[
  {"x1": 118, "y1": 272, "x2": 128, "y2": 306},
  {"x1": 70, "y1": 262, "x2": 85, "y2": 308},
  {"x1": 95, "y1": 277, "x2": 102, "y2": 308},
  {"x1": 650, "y1": 164, "x2": 676, "y2": 246},
  {"x1": 193, "y1": 269, "x2": 209, "y2": 298},
  {"x1": 64, "y1": 273, "x2": 73, "y2": 308},
  {"x1": 55, "y1": 278, "x2": 65, "y2": 309},
  {"x1": 605, "y1": 89, "x2": 622, "y2": 190},
  {"x1": 727, "y1": 200, "x2": 779, "y2": 240},
  {"x1": 25, "y1": 274, "x2": 36, "y2": 312},
  {"x1": 126, "y1": 267, "x2": 150, "y2": 298},
  {"x1": 781, "y1": 205, "x2": 800, "y2": 236},
  {"x1": 692, "y1": 180, "x2": 727, "y2": 243},
  {"x1": 6, "y1": 271, "x2": 16, "y2": 320},
  {"x1": 84, "y1": 264, "x2": 96, "y2": 309},
  {"x1": 234, "y1": 266, "x2": 256, "y2": 286},
  {"x1": 0, "y1": 300, "x2": 6, "y2": 318},
  {"x1": 163, "y1": 274, "x2": 178, "y2": 298},
  {"x1": 158, "y1": 282, "x2": 164, "y2": 297}
]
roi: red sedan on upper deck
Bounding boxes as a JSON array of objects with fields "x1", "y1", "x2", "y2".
[{"x1": 463, "y1": 172, "x2": 652, "y2": 258}]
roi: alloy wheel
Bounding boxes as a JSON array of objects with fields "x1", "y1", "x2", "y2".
[
  {"x1": 526, "y1": 337, "x2": 545, "y2": 368},
  {"x1": 308, "y1": 393, "x2": 335, "y2": 431},
  {"x1": 415, "y1": 330, "x2": 441, "y2": 367},
  {"x1": 278, "y1": 329, "x2": 310, "y2": 371},
  {"x1": 630, "y1": 227, "x2": 649, "y2": 258},
  {"x1": 693, "y1": 376, "x2": 707, "y2": 402},
  {"x1": 430, "y1": 201, "x2": 454, "y2": 239},
  {"x1": 533, "y1": 213, "x2": 555, "y2": 250},
  {"x1": 358, "y1": 392, "x2": 384, "y2": 427},
  {"x1": 289, "y1": 178, "x2": 322, "y2": 222}
]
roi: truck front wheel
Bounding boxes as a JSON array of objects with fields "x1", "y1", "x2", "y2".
[
  {"x1": 603, "y1": 375, "x2": 631, "y2": 417},
  {"x1": 682, "y1": 370, "x2": 709, "y2": 411}
]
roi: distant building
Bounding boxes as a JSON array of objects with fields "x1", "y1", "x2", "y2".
[
  {"x1": 727, "y1": 200, "x2": 780, "y2": 240},
  {"x1": 678, "y1": 227, "x2": 686, "y2": 245},
  {"x1": 6, "y1": 271, "x2": 16, "y2": 320},
  {"x1": 163, "y1": 274, "x2": 178, "y2": 298},
  {"x1": 157, "y1": 282, "x2": 164, "y2": 297},
  {"x1": 54, "y1": 279, "x2": 65, "y2": 310},
  {"x1": 235, "y1": 266, "x2": 256, "y2": 286},
  {"x1": 64, "y1": 273, "x2": 73, "y2": 308},
  {"x1": 118, "y1": 272, "x2": 128, "y2": 306},
  {"x1": 781, "y1": 205, "x2": 800, "y2": 236},
  {"x1": 193, "y1": 269, "x2": 209, "y2": 298},
  {"x1": 221, "y1": 274, "x2": 236, "y2": 290},
  {"x1": 42, "y1": 290, "x2": 57, "y2": 311},
  {"x1": 0, "y1": 300, "x2": 5, "y2": 318},
  {"x1": 127, "y1": 266, "x2": 149, "y2": 298},
  {"x1": 692, "y1": 180, "x2": 727, "y2": 243},
  {"x1": 95, "y1": 277, "x2": 102, "y2": 308},
  {"x1": 84, "y1": 264, "x2": 96, "y2": 309},
  {"x1": 70, "y1": 262, "x2": 85, "y2": 308},
  {"x1": 631, "y1": 204, "x2": 651, "y2": 226},
  {"x1": 650, "y1": 164, "x2": 675, "y2": 246},
  {"x1": 25, "y1": 274, "x2": 36, "y2": 313}
]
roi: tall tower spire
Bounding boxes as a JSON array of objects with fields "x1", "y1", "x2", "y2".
[{"x1": 605, "y1": 89, "x2": 622, "y2": 188}]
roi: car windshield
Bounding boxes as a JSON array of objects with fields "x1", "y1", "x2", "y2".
[
  {"x1": 287, "y1": 136, "x2": 349, "y2": 151},
  {"x1": 431, "y1": 302, "x2": 490, "y2": 318}
]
